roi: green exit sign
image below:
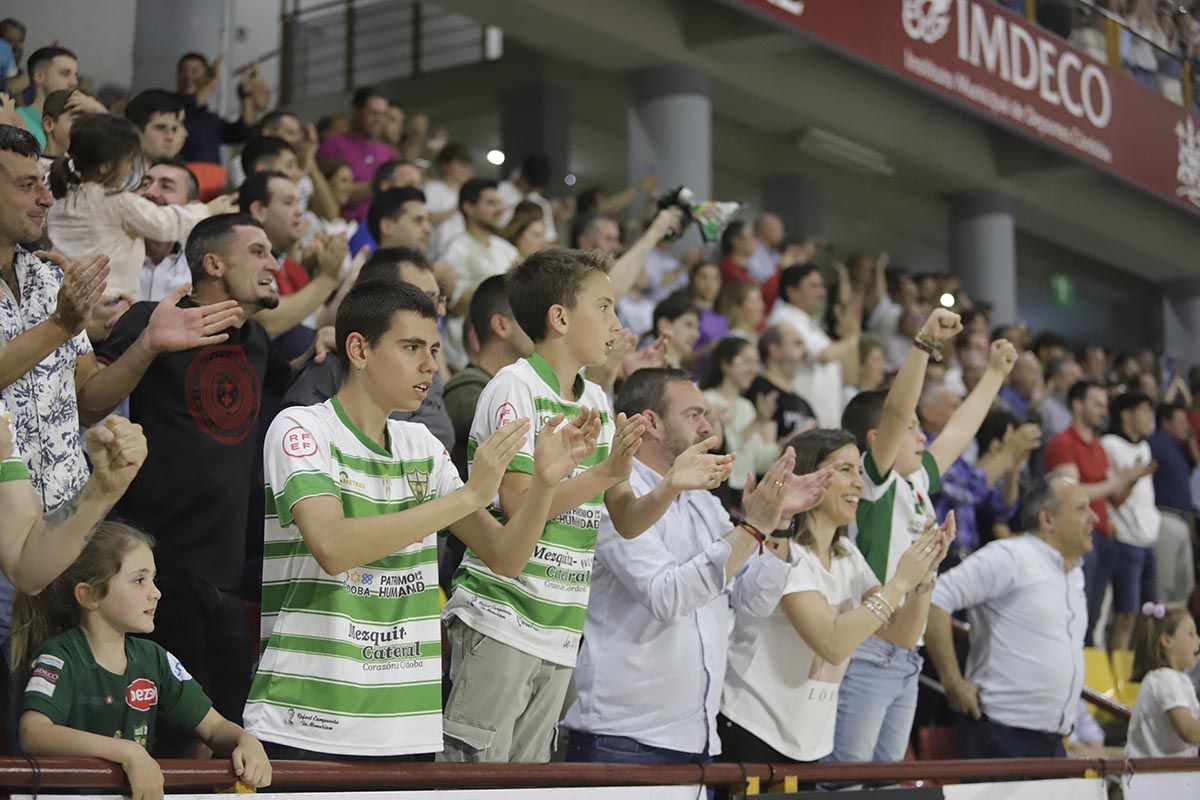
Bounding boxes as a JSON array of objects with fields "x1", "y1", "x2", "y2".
[{"x1": 1050, "y1": 274, "x2": 1074, "y2": 309}]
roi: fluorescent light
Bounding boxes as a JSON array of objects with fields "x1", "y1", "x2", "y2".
[
  {"x1": 797, "y1": 128, "x2": 894, "y2": 177},
  {"x1": 487, "y1": 149, "x2": 505, "y2": 166},
  {"x1": 940, "y1": 292, "x2": 955, "y2": 307}
]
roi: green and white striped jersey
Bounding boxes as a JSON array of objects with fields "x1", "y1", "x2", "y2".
[
  {"x1": 854, "y1": 451, "x2": 941, "y2": 585},
  {"x1": 443, "y1": 353, "x2": 615, "y2": 667},
  {"x1": 244, "y1": 397, "x2": 462, "y2": 756}
]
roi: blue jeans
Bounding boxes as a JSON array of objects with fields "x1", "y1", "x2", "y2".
[
  {"x1": 826, "y1": 636, "x2": 922, "y2": 768},
  {"x1": 1112, "y1": 541, "x2": 1156, "y2": 613},
  {"x1": 564, "y1": 730, "x2": 710, "y2": 765},
  {"x1": 1082, "y1": 531, "x2": 1118, "y2": 646}
]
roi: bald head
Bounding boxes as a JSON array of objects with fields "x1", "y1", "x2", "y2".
[
  {"x1": 1023, "y1": 475, "x2": 1095, "y2": 565},
  {"x1": 755, "y1": 213, "x2": 784, "y2": 248},
  {"x1": 1011, "y1": 351, "x2": 1043, "y2": 396},
  {"x1": 918, "y1": 382, "x2": 960, "y2": 435}
]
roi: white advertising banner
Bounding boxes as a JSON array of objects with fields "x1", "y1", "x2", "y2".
[
  {"x1": 1123, "y1": 770, "x2": 1200, "y2": 800},
  {"x1": 13, "y1": 787, "x2": 704, "y2": 800},
  {"x1": 943, "y1": 777, "x2": 1105, "y2": 800}
]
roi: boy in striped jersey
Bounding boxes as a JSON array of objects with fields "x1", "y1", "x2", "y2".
[
  {"x1": 828, "y1": 308, "x2": 1018, "y2": 772},
  {"x1": 245, "y1": 279, "x2": 599, "y2": 760},
  {"x1": 441, "y1": 249, "x2": 736, "y2": 763}
]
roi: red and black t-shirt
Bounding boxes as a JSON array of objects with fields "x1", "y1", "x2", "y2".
[{"x1": 96, "y1": 298, "x2": 291, "y2": 590}]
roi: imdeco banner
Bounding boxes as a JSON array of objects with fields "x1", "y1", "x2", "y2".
[{"x1": 732, "y1": 0, "x2": 1200, "y2": 215}]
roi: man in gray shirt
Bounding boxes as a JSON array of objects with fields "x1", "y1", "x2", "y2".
[
  {"x1": 925, "y1": 475, "x2": 1095, "y2": 759},
  {"x1": 283, "y1": 247, "x2": 454, "y2": 450}
]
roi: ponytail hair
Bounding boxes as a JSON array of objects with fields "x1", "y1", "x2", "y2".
[
  {"x1": 10, "y1": 523, "x2": 154, "y2": 681},
  {"x1": 1131, "y1": 603, "x2": 1193, "y2": 682},
  {"x1": 48, "y1": 112, "x2": 142, "y2": 199}
]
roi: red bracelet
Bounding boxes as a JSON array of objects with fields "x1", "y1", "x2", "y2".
[
  {"x1": 739, "y1": 522, "x2": 766, "y2": 554},
  {"x1": 912, "y1": 337, "x2": 935, "y2": 358}
]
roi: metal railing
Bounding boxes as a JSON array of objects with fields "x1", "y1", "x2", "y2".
[
  {"x1": 279, "y1": 0, "x2": 503, "y2": 104},
  {"x1": 1016, "y1": 0, "x2": 1198, "y2": 109},
  {"x1": 1, "y1": 755, "x2": 1198, "y2": 793}
]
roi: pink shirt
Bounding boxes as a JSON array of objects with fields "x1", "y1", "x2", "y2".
[{"x1": 315, "y1": 132, "x2": 397, "y2": 221}]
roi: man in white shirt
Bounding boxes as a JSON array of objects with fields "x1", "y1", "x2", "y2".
[
  {"x1": 1100, "y1": 392, "x2": 1161, "y2": 650},
  {"x1": 138, "y1": 157, "x2": 199, "y2": 302},
  {"x1": 765, "y1": 264, "x2": 859, "y2": 428},
  {"x1": 439, "y1": 178, "x2": 518, "y2": 369},
  {"x1": 562, "y1": 367, "x2": 831, "y2": 764},
  {"x1": 925, "y1": 475, "x2": 1095, "y2": 759}
]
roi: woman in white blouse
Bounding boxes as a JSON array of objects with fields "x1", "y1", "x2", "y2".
[
  {"x1": 701, "y1": 337, "x2": 780, "y2": 496},
  {"x1": 719, "y1": 428, "x2": 952, "y2": 763}
]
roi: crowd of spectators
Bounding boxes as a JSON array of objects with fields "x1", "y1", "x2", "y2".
[{"x1": 0, "y1": 11, "x2": 1196, "y2": 798}]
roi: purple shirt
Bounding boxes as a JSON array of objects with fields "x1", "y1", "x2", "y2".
[
  {"x1": 315, "y1": 132, "x2": 398, "y2": 221},
  {"x1": 695, "y1": 308, "x2": 730, "y2": 352}
]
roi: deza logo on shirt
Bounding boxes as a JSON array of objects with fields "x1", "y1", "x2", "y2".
[{"x1": 126, "y1": 678, "x2": 159, "y2": 712}]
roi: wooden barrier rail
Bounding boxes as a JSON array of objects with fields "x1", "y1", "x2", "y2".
[{"x1": 0, "y1": 756, "x2": 1197, "y2": 793}]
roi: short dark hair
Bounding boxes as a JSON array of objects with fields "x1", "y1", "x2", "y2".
[
  {"x1": 41, "y1": 89, "x2": 75, "y2": 121},
  {"x1": 0, "y1": 19, "x2": 25, "y2": 38},
  {"x1": 652, "y1": 291, "x2": 699, "y2": 332},
  {"x1": 508, "y1": 248, "x2": 610, "y2": 342},
  {"x1": 1110, "y1": 391, "x2": 1152, "y2": 431},
  {"x1": 367, "y1": 186, "x2": 426, "y2": 242},
  {"x1": 185, "y1": 213, "x2": 263, "y2": 284},
  {"x1": 841, "y1": 389, "x2": 888, "y2": 454},
  {"x1": 1032, "y1": 331, "x2": 1068, "y2": 356},
  {"x1": 0, "y1": 123, "x2": 39, "y2": 159},
  {"x1": 149, "y1": 156, "x2": 200, "y2": 201},
  {"x1": 1067, "y1": 379, "x2": 1103, "y2": 409},
  {"x1": 177, "y1": 51, "x2": 209, "y2": 71},
  {"x1": 700, "y1": 336, "x2": 753, "y2": 391},
  {"x1": 779, "y1": 264, "x2": 819, "y2": 305},
  {"x1": 470, "y1": 274, "x2": 515, "y2": 348},
  {"x1": 720, "y1": 219, "x2": 748, "y2": 256},
  {"x1": 434, "y1": 142, "x2": 472, "y2": 168},
  {"x1": 124, "y1": 89, "x2": 183, "y2": 131},
  {"x1": 615, "y1": 367, "x2": 695, "y2": 419},
  {"x1": 371, "y1": 158, "x2": 414, "y2": 193},
  {"x1": 258, "y1": 109, "x2": 299, "y2": 135},
  {"x1": 976, "y1": 409, "x2": 1017, "y2": 453},
  {"x1": 28, "y1": 45, "x2": 75, "y2": 75},
  {"x1": 1156, "y1": 402, "x2": 1187, "y2": 429},
  {"x1": 518, "y1": 153, "x2": 550, "y2": 189},
  {"x1": 240, "y1": 136, "x2": 295, "y2": 177},
  {"x1": 351, "y1": 86, "x2": 385, "y2": 109},
  {"x1": 459, "y1": 177, "x2": 497, "y2": 216},
  {"x1": 356, "y1": 247, "x2": 430, "y2": 285},
  {"x1": 335, "y1": 279, "x2": 437, "y2": 374},
  {"x1": 237, "y1": 170, "x2": 288, "y2": 215}
]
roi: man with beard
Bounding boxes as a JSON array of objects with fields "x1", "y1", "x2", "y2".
[
  {"x1": 439, "y1": 178, "x2": 517, "y2": 370},
  {"x1": 315, "y1": 86, "x2": 397, "y2": 222},
  {"x1": 562, "y1": 367, "x2": 834, "y2": 766},
  {"x1": 92, "y1": 214, "x2": 307, "y2": 749}
]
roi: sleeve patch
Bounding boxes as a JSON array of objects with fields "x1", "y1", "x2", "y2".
[
  {"x1": 166, "y1": 651, "x2": 192, "y2": 682},
  {"x1": 495, "y1": 402, "x2": 518, "y2": 428},
  {"x1": 35, "y1": 654, "x2": 64, "y2": 670},
  {"x1": 281, "y1": 425, "x2": 319, "y2": 458},
  {"x1": 25, "y1": 676, "x2": 55, "y2": 697}
]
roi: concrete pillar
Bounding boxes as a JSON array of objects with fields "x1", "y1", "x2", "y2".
[
  {"x1": 628, "y1": 64, "x2": 711, "y2": 204},
  {"x1": 499, "y1": 84, "x2": 571, "y2": 195},
  {"x1": 132, "y1": 0, "x2": 226, "y2": 100},
  {"x1": 1163, "y1": 279, "x2": 1200, "y2": 371},
  {"x1": 950, "y1": 192, "x2": 1017, "y2": 325},
  {"x1": 762, "y1": 174, "x2": 822, "y2": 240}
]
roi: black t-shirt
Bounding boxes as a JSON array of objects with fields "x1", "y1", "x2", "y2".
[
  {"x1": 745, "y1": 375, "x2": 818, "y2": 441},
  {"x1": 96, "y1": 299, "x2": 290, "y2": 591}
]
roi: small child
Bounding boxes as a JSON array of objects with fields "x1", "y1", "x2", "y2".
[
  {"x1": 13, "y1": 523, "x2": 271, "y2": 798},
  {"x1": 1126, "y1": 603, "x2": 1200, "y2": 758},
  {"x1": 46, "y1": 112, "x2": 232, "y2": 299}
]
